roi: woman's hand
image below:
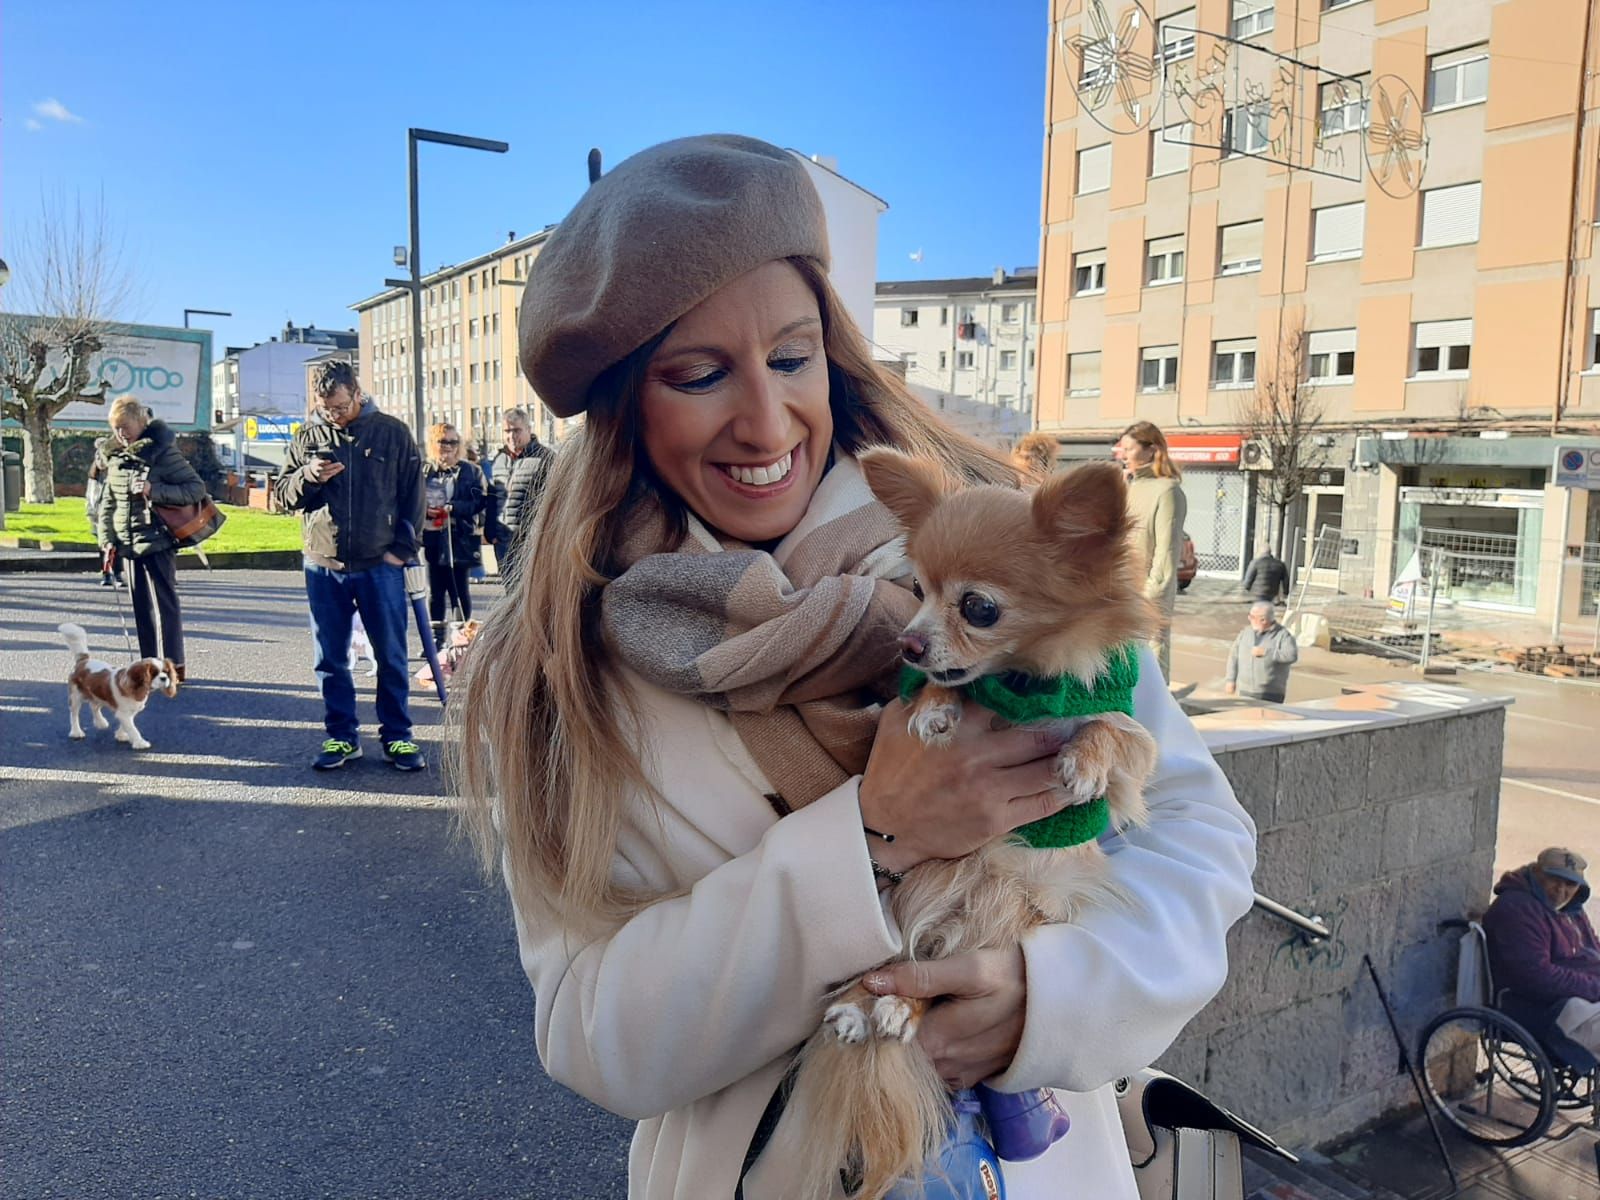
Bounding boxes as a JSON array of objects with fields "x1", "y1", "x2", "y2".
[
  {"x1": 864, "y1": 948, "x2": 1027, "y2": 1089},
  {"x1": 860, "y1": 698, "x2": 1069, "y2": 872}
]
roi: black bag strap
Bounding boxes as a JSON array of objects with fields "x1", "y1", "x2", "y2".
[{"x1": 734, "y1": 1058, "x2": 800, "y2": 1199}]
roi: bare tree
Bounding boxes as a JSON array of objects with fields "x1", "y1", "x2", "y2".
[
  {"x1": 1233, "y1": 315, "x2": 1328, "y2": 567},
  {"x1": 1, "y1": 192, "x2": 135, "y2": 503}
]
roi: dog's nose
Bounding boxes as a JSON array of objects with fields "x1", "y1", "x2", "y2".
[{"x1": 898, "y1": 632, "x2": 928, "y2": 665}]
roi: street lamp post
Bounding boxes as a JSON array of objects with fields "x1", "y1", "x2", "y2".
[
  {"x1": 384, "y1": 129, "x2": 509, "y2": 437},
  {"x1": 183, "y1": 308, "x2": 231, "y2": 329},
  {"x1": 0, "y1": 256, "x2": 11, "y2": 530}
]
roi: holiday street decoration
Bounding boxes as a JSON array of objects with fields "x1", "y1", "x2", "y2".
[{"x1": 1062, "y1": 0, "x2": 1165, "y2": 134}]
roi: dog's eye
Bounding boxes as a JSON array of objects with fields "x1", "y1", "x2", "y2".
[
  {"x1": 911, "y1": 578, "x2": 924, "y2": 601},
  {"x1": 960, "y1": 593, "x2": 999, "y2": 628}
]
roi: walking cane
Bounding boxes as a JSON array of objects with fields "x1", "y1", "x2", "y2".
[
  {"x1": 108, "y1": 548, "x2": 137, "y2": 658},
  {"x1": 443, "y1": 508, "x2": 466, "y2": 626}
]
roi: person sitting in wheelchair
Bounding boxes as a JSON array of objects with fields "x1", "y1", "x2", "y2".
[{"x1": 1483, "y1": 846, "x2": 1600, "y2": 1054}]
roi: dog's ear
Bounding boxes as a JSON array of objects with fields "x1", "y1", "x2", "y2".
[
  {"x1": 1032, "y1": 461, "x2": 1131, "y2": 544},
  {"x1": 859, "y1": 447, "x2": 949, "y2": 531},
  {"x1": 161, "y1": 659, "x2": 179, "y2": 698},
  {"x1": 125, "y1": 661, "x2": 154, "y2": 697}
]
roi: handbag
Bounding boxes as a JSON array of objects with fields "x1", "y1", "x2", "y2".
[
  {"x1": 154, "y1": 497, "x2": 226, "y2": 548},
  {"x1": 1116, "y1": 1069, "x2": 1296, "y2": 1200}
]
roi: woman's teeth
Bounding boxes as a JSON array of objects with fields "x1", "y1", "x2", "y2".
[{"x1": 722, "y1": 451, "x2": 793, "y2": 487}]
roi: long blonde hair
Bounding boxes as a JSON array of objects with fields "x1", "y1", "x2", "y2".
[
  {"x1": 452, "y1": 258, "x2": 1013, "y2": 928},
  {"x1": 1120, "y1": 420, "x2": 1182, "y2": 480}
]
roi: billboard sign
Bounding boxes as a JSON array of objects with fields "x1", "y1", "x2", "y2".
[
  {"x1": 244, "y1": 415, "x2": 302, "y2": 442},
  {"x1": 3, "y1": 320, "x2": 212, "y2": 432}
]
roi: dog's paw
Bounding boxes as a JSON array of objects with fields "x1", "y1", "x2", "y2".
[
  {"x1": 909, "y1": 702, "x2": 961, "y2": 747},
  {"x1": 871, "y1": 995, "x2": 920, "y2": 1043},
  {"x1": 92, "y1": 714, "x2": 110, "y2": 730},
  {"x1": 823, "y1": 1002, "x2": 871, "y2": 1045},
  {"x1": 68, "y1": 729, "x2": 86, "y2": 740},
  {"x1": 129, "y1": 740, "x2": 151, "y2": 751},
  {"x1": 113, "y1": 729, "x2": 129, "y2": 743},
  {"x1": 1056, "y1": 746, "x2": 1112, "y2": 804}
]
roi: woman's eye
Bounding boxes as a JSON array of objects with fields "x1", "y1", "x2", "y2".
[
  {"x1": 960, "y1": 593, "x2": 999, "y2": 628},
  {"x1": 770, "y1": 355, "x2": 809, "y2": 374},
  {"x1": 674, "y1": 370, "x2": 726, "y2": 393}
]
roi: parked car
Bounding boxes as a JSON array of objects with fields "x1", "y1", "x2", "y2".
[{"x1": 1177, "y1": 532, "x2": 1198, "y2": 592}]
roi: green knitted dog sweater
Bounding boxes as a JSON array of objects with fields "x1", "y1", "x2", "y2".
[{"x1": 899, "y1": 643, "x2": 1141, "y2": 849}]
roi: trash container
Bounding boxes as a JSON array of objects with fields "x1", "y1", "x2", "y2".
[{"x1": 1, "y1": 451, "x2": 20, "y2": 513}]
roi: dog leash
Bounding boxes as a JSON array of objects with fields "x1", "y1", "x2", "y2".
[{"x1": 109, "y1": 552, "x2": 137, "y2": 658}]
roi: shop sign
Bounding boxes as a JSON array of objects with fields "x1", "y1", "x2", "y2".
[{"x1": 1166, "y1": 434, "x2": 1241, "y2": 465}]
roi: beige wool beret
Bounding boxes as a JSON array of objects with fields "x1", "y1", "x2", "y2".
[{"x1": 518, "y1": 134, "x2": 832, "y2": 418}]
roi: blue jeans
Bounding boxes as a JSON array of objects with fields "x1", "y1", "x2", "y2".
[{"x1": 305, "y1": 562, "x2": 412, "y2": 745}]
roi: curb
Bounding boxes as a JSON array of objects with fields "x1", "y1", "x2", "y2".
[{"x1": 0, "y1": 548, "x2": 305, "y2": 573}]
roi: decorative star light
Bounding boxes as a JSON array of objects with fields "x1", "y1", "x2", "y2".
[
  {"x1": 1067, "y1": 0, "x2": 1161, "y2": 131},
  {"x1": 1365, "y1": 75, "x2": 1429, "y2": 197}
]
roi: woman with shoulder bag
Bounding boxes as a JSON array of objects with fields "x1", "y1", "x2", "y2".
[
  {"x1": 97, "y1": 396, "x2": 207, "y2": 682},
  {"x1": 422, "y1": 423, "x2": 485, "y2": 637},
  {"x1": 454, "y1": 136, "x2": 1256, "y2": 1200}
]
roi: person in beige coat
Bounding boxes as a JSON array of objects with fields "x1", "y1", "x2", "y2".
[
  {"x1": 455, "y1": 136, "x2": 1256, "y2": 1199},
  {"x1": 1115, "y1": 421, "x2": 1188, "y2": 681}
]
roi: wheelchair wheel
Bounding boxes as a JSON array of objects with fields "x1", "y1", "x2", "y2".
[{"x1": 1418, "y1": 1007, "x2": 1557, "y2": 1147}]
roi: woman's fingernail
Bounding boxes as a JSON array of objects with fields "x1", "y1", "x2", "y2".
[{"x1": 864, "y1": 973, "x2": 887, "y2": 991}]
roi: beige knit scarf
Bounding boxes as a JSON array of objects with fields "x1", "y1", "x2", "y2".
[{"x1": 601, "y1": 454, "x2": 919, "y2": 814}]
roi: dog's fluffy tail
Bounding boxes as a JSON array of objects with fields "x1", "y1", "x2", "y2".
[
  {"x1": 767, "y1": 1018, "x2": 949, "y2": 1200},
  {"x1": 58, "y1": 622, "x2": 90, "y2": 659}
]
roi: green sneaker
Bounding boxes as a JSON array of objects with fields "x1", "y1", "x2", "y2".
[
  {"x1": 312, "y1": 738, "x2": 362, "y2": 770},
  {"x1": 382, "y1": 739, "x2": 426, "y2": 772}
]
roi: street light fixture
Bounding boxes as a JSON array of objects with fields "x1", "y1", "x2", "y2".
[
  {"x1": 183, "y1": 308, "x2": 231, "y2": 329},
  {"x1": 390, "y1": 128, "x2": 509, "y2": 436}
]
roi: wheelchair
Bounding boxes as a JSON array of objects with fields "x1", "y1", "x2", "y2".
[{"x1": 1416, "y1": 918, "x2": 1600, "y2": 1150}]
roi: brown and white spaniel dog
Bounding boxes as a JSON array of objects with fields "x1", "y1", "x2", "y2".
[{"x1": 59, "y1": 623, "x2": 178, "y2": 750}]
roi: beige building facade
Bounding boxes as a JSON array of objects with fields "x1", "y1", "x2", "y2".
[{"x1": 1036, "y1": 0, "x2": 1600, "y2": 619}]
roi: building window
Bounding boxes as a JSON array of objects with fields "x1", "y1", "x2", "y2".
[
  {"x1": 901, "y1": 307, "x2": 920, "y2": 327},
  {"x1": 1145, "y1": 235, "x2": 1186, "y2": 286},
  {"x1": 1212, "y1": 339, "x2": 1257, "y2": 389},
  {"x1": 1411, "y1": 319, "x2": 1473, "y2": 377},
  {"x1": 1159, "y1": 8, "x2": 1195, "y2": 62},
  {"x1": 1231, "y1": 0, "x2": 1274, "y2": 38},
  {"x1": 1223, "y1": 102, "x2": 1272, "y2": 157},
  {"x1": 1073, "y1": 249, "x2": 1107, "y2": 295},
  {"x1": 1077, "y1": 144, "x2": 1112, "y2": 194},
  {"x1": 1000, "y1": 302, "x2": 1019, "y2": 323},
  {"x1": 469, "y1": 318, "x2": 478, "y2": 338},
  {"x1": 1323, "y1": 0, "x2": 1364, "y2": 9},
  {"x1": 1418, "y1": 182, "x2": 1482, "y2": 248},
  {"x1": 1027, "y1": 348, "x2": 1035, "y2": 370},
  {"x1": 1311, "y1": 201, "x2": 1365, "y2": 261},
  {"x1": 938, "y1": 351, "x2": 948, "y2": 369},
  {"x1": 1427, "y1": 48, "x2": 1489, "y2": 111},
  {"x1": 1307, "y1": 329, "x2": 1357, "y2": 383},
  {"x1": 468, "y1": 276, "x2": 477, "y2": 294},
  {"x1": 1000, "y1": 350, "x2": 1018, "y2": 370},
  {"x1": 905, "y1": 354, "x2": 918, "y2": 371},
  {"x1": 469, "y1": 363, "x2": 478, "y2": 383},
  {"x1": 1140, "y1": 346, "x2": 1180, "y2": 392},
  {"x1": 957, "y1": 350, "x2": 975, "y2": 369},
  {"x1": 492, "y1": 312, "x2": 500, "y2": 332},
  {"x1": 1068, "y1": 351, "x2": 1102, "y2": 397},
  {"x1": 1151, "y1": 123, "x2": 1191, "y2": 177},
  {"x1": 493, "y1": 360, "x2": 500, "y2": 380},
  {"x1": 940, "y1": 307, "x2": 949, "y2": 325},
  {"x1": 1219, "y1": 221, "x2": 1264, "y2": 275},
  {"x1": 1319, "y1": 77, "x2": 1368, "y2": 137}
]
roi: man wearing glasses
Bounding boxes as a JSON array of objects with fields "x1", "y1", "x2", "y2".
[
  {"x1": 275, "y1": 361, "x2": 426, "y2": 773},
  {"x1": 485, "y1": 407, "x2": 551, "y2": 588}
]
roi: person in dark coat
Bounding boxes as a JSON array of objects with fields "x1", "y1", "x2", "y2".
[
  {"x1": 275, "y1": 360, "x2": 425, "y2": 773},
  {"x1": 485, "y1": 407, "x2": 551, "y2": 587},
  {"x1": 422, "y1": 422, "x2": 486, "y2": 633},
  {"x1": 96, "y1": 398, "x2": 207, "y2": 680},
  {"x1": 1483, "y1": 847, "x2": 1600, "y2": 1054},
  {"x1": 1242, "y1": 544, "x2": 1291, "y2": 604},
  {"x1": 86, "y1": 436, "x2": 115, "y2": 586}
]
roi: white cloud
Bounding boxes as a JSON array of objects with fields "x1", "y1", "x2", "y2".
[
  {"x1": 24, "y1": 117, "x2": 43, "y2": 132},
  {"x1": 33, "y1": 98, "x2": 84, "y2": 124}
]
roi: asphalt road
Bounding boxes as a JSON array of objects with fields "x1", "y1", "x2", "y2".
[{"x1": 0, "y1": 568, "x2": 632, "y2": 1200}]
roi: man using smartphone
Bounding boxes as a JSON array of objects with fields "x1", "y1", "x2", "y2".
[{"x1": 275, "y1": 361, "x2": 426, "y2": 772}]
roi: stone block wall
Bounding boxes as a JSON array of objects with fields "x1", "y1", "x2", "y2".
[{"x1": 1154, "y1": 687, "x2": 1509, "y2": 1150}]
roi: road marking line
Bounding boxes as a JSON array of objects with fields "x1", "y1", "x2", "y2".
[
  {"x1": 1506, "y1": 711, "x2": 1598, "y2": 733},
  {"x1": 1501, "y1": 778, "x2": 1600, "y2": 807}
]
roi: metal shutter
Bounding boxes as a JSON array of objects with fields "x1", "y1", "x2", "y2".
[
  {"x1": 1420, "y1": 183, "x2": 1481, "y2": 247},
  {"x1": 1152, "y1": 124, "x2": 1191, "y2": 177},
  {"x1": 1312, "y1": 203, "x2": 1364, "y2": 259},
  {"x1": 1077, "y1": 144, "x2": 1111, "y2": 194},
  {"x1": 1068, "y1": 352, "x2": 1102, "y2": 394},
  {"x1": 1220, "y1": 221, "x2": 1264, "y2": 270}
]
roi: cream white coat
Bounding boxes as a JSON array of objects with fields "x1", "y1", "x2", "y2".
[{"x1": 508, "y1": 649, "x2": 1256, "y2": 1199}]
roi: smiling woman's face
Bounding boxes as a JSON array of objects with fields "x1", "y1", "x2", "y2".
[{"x1": 638, "y1": 260, "x2": 833, "y2": 544}]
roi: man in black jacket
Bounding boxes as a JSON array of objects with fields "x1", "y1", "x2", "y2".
[
  {"x1": 1242, "y1": 544, "x2": 1291, "y2": 604},
  {"x1": 485, "y1": 407, "x2": 550, "y2": 587},
  {"x1": 275, "y1": 362, "x2": 426, "y2": 772}
]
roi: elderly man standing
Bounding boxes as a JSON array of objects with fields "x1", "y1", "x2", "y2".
[
  {"x1": 485, "y1": 407, "x2": 551, "y2": 587},
  {"x1": 1224, "y1": 601, "x2": 1299, "y2": 703},
  {"x1": 1484, "y1": 848, "x2": 1600, "y2": 1053}
]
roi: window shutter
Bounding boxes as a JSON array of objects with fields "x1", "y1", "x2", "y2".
[
  {"x1": 1148, "y1": 234, "x2": 1185, "y2": 259},
  {"x1": 1415, "y1": 319, "x2": 1473, "y2": 349},
  {"x1": 1077, "y1": 144, "x2": 1112, "y2": 193},
  {"x1": 1220, "y1": 221, "x2": 1264, "y2": 268},
  {"x1": 1420, "y1": 183, "x2": 1481, "y2": 247},
  {"x1": 1068, "y1": 351, "x2": 1102, "y2": 393},
  {"x1": 1215, "y1": 337, "x2": 1255, "y2": 355},
  {"x1": 1312, "y1": 203, "x2": 1365, "y2": 259},
  {"x1": 1075, "y1": 248, "x2": 1107, "y2": 269},
  {"x1": 1152, "y1": 125, "x2": 1191, "y2": 176},
  {"x1": 1307, "y1": 329, "x2": 1358, "y2": 356}
]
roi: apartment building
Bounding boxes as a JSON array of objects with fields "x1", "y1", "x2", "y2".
[
  {"x1": 1036, "y1": 0, "x2": 1599, "y2": 622},
  {"x1": 873, "y1": 270, "x2": 1039, "y2": 443}
]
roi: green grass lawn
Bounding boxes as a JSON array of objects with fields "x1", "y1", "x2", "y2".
[{"x1": 3, "y1": 496, "x2": 304, "y2": 553}]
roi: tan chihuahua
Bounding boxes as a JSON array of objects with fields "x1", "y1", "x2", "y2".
[{"x1": 771, "y1": 450, "x2": 1161, "y2": 1200}]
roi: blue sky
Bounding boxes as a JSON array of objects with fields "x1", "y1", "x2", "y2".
[{"x1": 3, "y1": 1, "x2": 1047, "y2": 355}]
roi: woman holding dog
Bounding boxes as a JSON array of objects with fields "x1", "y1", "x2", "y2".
[
  {"x1": 97, "y1": 395, "x2": 206, "y2": 683},
  {"x1": 456, "y1": 136, "x2": 1254, "y2": 1199},
  {"x1": 422, "y1": 422, "x2": 486, "y2": 636}
]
